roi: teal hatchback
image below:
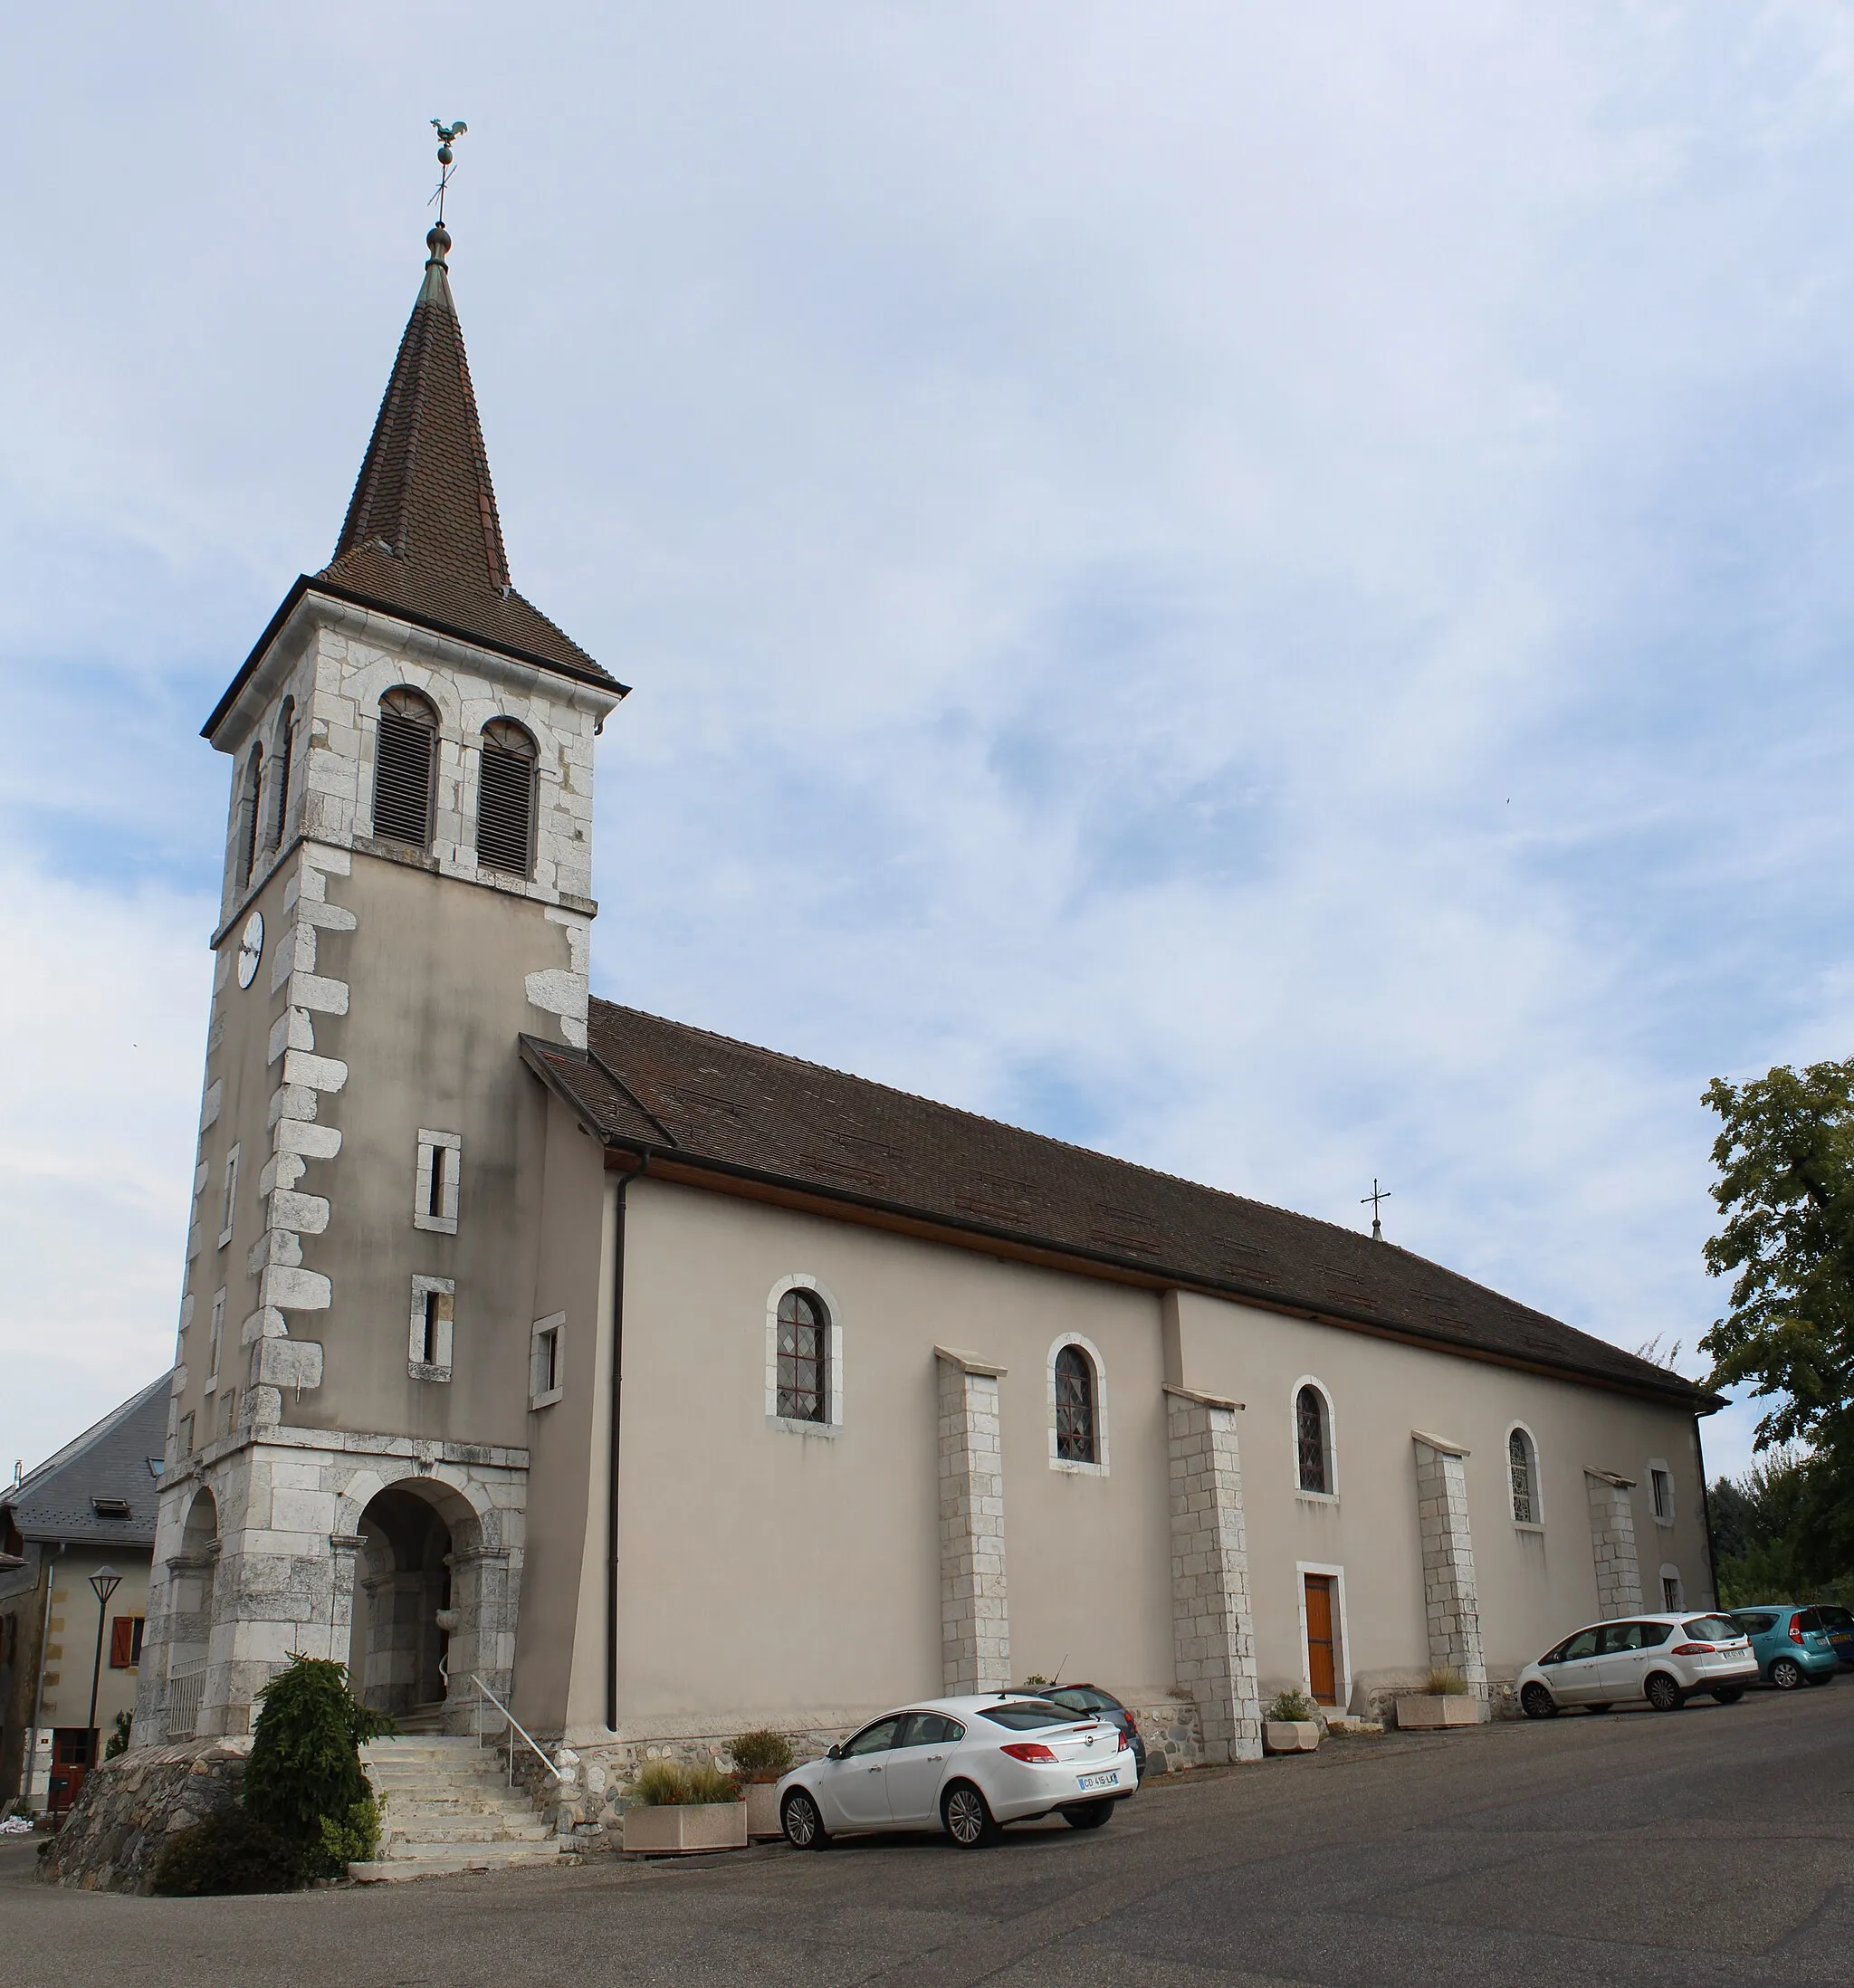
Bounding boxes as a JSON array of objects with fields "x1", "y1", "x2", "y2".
[{"x1": 1729, "y1": 1606, "x2": 1840, "y2": 1689}]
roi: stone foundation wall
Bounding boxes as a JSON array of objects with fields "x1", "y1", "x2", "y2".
[{"x1": 35, "y1": 1739, "x2": 252, "y2": 1894}]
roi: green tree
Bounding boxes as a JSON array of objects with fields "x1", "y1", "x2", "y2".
[
  {"x1": 1701, "y1": 1060, "x2": 1854, "y2": 1585},
  {"x1": 242, "y1": 1654, "x2": 391, "y2": 1878}
]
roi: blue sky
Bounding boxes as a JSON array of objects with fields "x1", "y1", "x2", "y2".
[{"x1": 5, "y1": 3, "x2": 1854, "y2": 1484}]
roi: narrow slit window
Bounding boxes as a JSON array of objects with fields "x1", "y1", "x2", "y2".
[
  {"x1": 415, "y1": 1131, "x2": 461, "y2": 1233},
  {"x1": 373, "y1": 688, "x2": 438, "y2": 849},
  {"x1": 206, "y1": 1289, "x2": 226, "y2": 1387},
  {"x1": 269, "y1": 698, "x2": 294, "y2": 849},
  {"x1": 530, "y1": 1312, "x2": 565, "y2": 1408},
  {"x1": 218, "y1": 1146, "x2": 240, "y2": 1249},
  {"x1": 408, "y1": 1276, "x2": 455, "y2": 1379},
  {"x1": 475, "y1": 719, "x2": 539, "y2": 876}
]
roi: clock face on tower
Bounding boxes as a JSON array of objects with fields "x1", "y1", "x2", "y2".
[{"x1": 236, "y1": 912, "x2": 264, "y2": 989}]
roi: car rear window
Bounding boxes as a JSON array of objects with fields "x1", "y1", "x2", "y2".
[
  {"x1": 1816, "y1": 1607, "x2": 1853, "y2": 1631},
  {"x1": 979, "y1": 1701, "x2": 1077, "y2": 1731},
  {"x1": 1049, "y1": 1687, "x2": 1115, "y2": 1711},
  {"x1": 1794, "y1": 1609, "x2": 1821, "y2": 1633},
  {"x1": 1682, "y1": 1617, "x2": 1739, "y2": 1641},
  {"x1": 1732, "y1": 1613, "x2": 1778, "y2": 1635}
]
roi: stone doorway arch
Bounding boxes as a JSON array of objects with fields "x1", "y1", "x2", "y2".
[
  {"x1": 162, "y1": 1485, "x2": 219, "y2": 1739},
  {"x1": 336, "y1": 1469, "x2": 509, "y2": 1728}
]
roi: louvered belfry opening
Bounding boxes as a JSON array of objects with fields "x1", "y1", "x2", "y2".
[
  {"x1": 237, "y1": 745, "x2": 263, "y2": 887},
  {"x1": 270, "y1": 698, "x2": 294, "y2": 850},
  {"x1": 373, "y1": 687, "x2": 438, "y2": 849},
  {"x1": 475, "y1": 718, "x2": 538, "y2": 875}
]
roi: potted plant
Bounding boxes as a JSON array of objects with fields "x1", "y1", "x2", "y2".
[
  {"x1": 1262, "y1": 1689, "x2": 1322, "y2": 1754},
  {"x1": 620, "y1": 1760, "x2": 748, "y2": 1855},
  {"x1": 728, "y1": 1730, "x2": 796, "y2": 1840},
  {"x1": 1393, "y1": 1666, "x2": 1483, "y2": 1730}
]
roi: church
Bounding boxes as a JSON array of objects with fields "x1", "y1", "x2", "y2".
[{"x1": 133, "y1": 198, "x2": 1720, "y2": 1783}]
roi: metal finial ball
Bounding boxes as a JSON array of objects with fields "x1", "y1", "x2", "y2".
[{"x1": 437, "y1": 144, "x2": 454, "y2": 166}]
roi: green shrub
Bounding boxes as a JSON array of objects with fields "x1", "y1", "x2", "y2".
[
  {"x1": 1266, "y1": 1689, "x2": 1318, "y2": 1723},
  {"x1": 317, "y1": 1796, "x2": 382, "y2": 1869},
  {"x1": 1422, "y1": 1667, "x2": 1469, "y2": 1696},
  {"x1": 727, "y1": 1729, "x2": 794, "y2": 1781},
  {"x1": 104, "y1": 1711, "x2": 132, "y2": 1761},
  {"x1": 151, "y1": 1811, "x2": 306, "y2": 1896},
  {"x1": 243, "y1": 1654, "x2": 393, "y2": 1878}
]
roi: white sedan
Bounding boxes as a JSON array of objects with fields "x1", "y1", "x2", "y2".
[
  {"x1": 777, "y1": 1695, "x2": 1139, "y2": 1849},
  {"x1": 1516, "y1": 1611, "x2": 1758, "y2": 1716}
]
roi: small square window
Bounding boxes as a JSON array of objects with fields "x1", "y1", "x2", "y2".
[
  {"x1": 409, "y1": 1276, "x2": 455, "y2": 1380},
  {"x1": 530, "y1": 1312, "x2": 566, "y2": 1409},
  {"x1": 415, "y1": 1131, "x2": 461, "y2": 1235},
  {"x1": 1661, "y1": 1572, "x2": 1684, "y2": 1610}
]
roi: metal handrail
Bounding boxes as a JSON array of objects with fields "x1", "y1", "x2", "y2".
[{"x1": 470, "y1": 1672, "x2": 560, "y2": 1786}]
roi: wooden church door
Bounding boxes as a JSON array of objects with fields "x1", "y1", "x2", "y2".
[{"x1": 1304, "y1": 1575, "x2": 1339, "y2": 1704}]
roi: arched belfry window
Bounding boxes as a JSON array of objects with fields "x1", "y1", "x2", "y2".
[
  {"x1": 1295, "y1": 1382, "x2": 1333, "y2": 1496},
  {"x1": 475, "y1": 719, "x2": 538, "y2": 876},
  {"x1": 1054, "y1": 1344, "x2": 1097, "y2": 1464},
  {"x1": 269, "y1": 698, "x2": 295, "y2": 851},
  {"x1": 236, "y1": 744, "x2": 263, "y2": 889},
  {"x1": 1509, "y1": 1426, "x2": 1540, "y2": 1525},
  {"x1": 373, "y1": 688, "x2": 438, "y2": 849},
  {"x1": 775, "y1": 1287, "x2": 829, "y2": 1423}
]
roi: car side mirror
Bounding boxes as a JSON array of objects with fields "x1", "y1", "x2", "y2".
[{"x1": 826, "y1": 1743, "x2": 843, "y2": 1762}]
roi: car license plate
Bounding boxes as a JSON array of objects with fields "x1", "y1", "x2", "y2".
[{"x1": 1076, "y1": 1770, "x2": 1117, "y2": 1792}]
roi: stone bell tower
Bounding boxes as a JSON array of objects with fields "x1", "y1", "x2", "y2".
[{"x1": 135, "y1": 174, "x2": 626, "y2": 1744}]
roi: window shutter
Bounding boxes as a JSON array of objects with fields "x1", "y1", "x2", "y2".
[
  {"x1": 110, "y1": 1616, "x2": 134, "y2": 1668},
  {"x1": 373, "y1": 707, "x2": 435, "y2": 847},
  {"x1": 475, "y1": 736, "x2": 536, "y2": 875}
]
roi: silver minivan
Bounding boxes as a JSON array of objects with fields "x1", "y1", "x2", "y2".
[{"x1": 1517, "y1": 1612, "x2": 1757, "y2": 1716}]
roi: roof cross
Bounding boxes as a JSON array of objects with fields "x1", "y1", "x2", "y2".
[
  {"x1": 1362, "y1": 1178, "x2": 1391, "y2": 1241},
  {"x1": 430, "y1": 118, "x2": 468, "y2": 226}
]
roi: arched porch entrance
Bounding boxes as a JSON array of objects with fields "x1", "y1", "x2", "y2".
[{"x1": 343, "y1": 1474, "x2": 504, "y2": 1726}]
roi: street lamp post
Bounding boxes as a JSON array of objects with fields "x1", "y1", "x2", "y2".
[{"x1": 86, "y1": 1565, "x2": 121, "y2": 1773}]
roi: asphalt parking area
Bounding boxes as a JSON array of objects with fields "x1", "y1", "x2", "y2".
[{"x1": 4, "y1": 1684, "x2": 1851, "y2": 1987}]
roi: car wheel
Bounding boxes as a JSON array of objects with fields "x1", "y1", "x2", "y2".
[
  {"x1": 1711, "y1": 1687, "x2": 1744, "y2": 1705},
  {"x1": 941, "y1": 1781, "x2": 999, "y2": 1849},
  {"x1": 1644, "y1": 1672, "x2": 1683, "y2": 1712},
  {"x1": 780, "y1": 1789, "x2": 830, "y2": 1850},
  {"x1": 1771, "y1": 1658, "x2": 1804, "y2": 1691},
  {"x1": 1061, "y1": 1801, "x2": 1113, "y2": 1830},
  {"x1": 1520, "y1": 1683, "x2": 1557, "y2": 1720}
]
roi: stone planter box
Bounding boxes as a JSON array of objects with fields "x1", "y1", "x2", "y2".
[
  {"x1": 1394, "y1": 1695, "x2": 1482, "y2": 1730},
  {"x1": 1263, "y1": 1720, "x2": 1321, "y2": 1754},
  {"x1": 622, "y1": 1802, "x2": 749, "y2": 1855},
  {"x1": 744, "y1": 1781, "x2": 783, "y2": 1840}
]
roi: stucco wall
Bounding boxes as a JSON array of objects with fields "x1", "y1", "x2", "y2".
[{"x1": 599, "y1": 1178, "x2": 1713, "y2": 1735}]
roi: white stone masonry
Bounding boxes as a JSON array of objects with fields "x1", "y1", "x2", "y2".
[
  {"x1": 1411, "y1": 1432, "x2": 1488, "y2": 1702},
  {"x1": 1585, "y1": 1470, "x2": 1644, "y2": 1619},
  {"x1": 934, "y1": 1348, "x2": 1010, "y2": 1694},
  {"x1": 1165, "y1": 1388, "x2": 1262, "y2": 1763}
]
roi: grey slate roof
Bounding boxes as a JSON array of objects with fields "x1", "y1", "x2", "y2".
[
  {"x1": 2, "y1": 1376, "x2": 170, "y2": 1548},
  {"x1": 524, "y1": 1003, "x2": 1715, "y2": 1412}
]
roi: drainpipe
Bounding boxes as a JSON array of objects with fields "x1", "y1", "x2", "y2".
[
  {"x1": 606, "y1": 1152, "x2": 645, "y2": 1734},
  {"x1": 1695, "y1": 1411, "x2": 1721, "y2": 1610},
  {"x1": 24, "y1": 1541, "x2": 63, "y2": 1812}
]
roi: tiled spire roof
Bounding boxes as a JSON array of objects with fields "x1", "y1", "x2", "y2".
[{"x1": 317, "y1": 222, "x2": 613, "y2": 686}]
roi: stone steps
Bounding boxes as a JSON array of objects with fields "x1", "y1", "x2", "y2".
[{"x1": 353, "y1": 1734, "x2": 563, "y2": 1881}]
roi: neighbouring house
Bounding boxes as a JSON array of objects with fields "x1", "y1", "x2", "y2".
[
  {"x1": 129, "y1": 196, "x2": 1721, "y2": 1788},
  {"x1": 1, "y1": 1377, "x2": 167, "y2": 1812}
]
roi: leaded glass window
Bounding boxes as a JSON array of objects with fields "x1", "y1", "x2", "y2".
[
  {"x1": 1509, "y1": 1428, "x2": 1536, "y2": 1524},
  {"x1": 1295, "y1": 1384, "x2": 1329, "y2": 1495},
  {"x1": 776, "y1": 1288, "x2": 828, "y2": 1422},
  {"x1": 1055, "y1": 1344, "x2": 1096, "y2": 1463}
]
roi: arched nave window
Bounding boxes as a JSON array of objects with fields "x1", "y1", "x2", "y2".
[
  {"x1": 1508, "y1": 1425, "x2": 1542, "y2": 1526},
  {"x1": 1047, "y1": 1336, "x2": 1108, "y2": 1472},
  {"x1": 236, "y1": 743, "x2": 263, "y2": 889},
  {"x1": 269, "y1": 697, "x2": 295, "y2": 851},
  {"x1": 1294, "y1": 1381, "x2": 1335, "y2": 1496},
  {"x1": 775, "y1": 1286, "x2": 830, "y2": 1424}
]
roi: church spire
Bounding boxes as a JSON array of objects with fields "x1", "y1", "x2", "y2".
[{"x1": 316, "y1": 128, "x2": 612, "y2": 687}]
